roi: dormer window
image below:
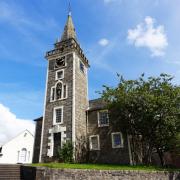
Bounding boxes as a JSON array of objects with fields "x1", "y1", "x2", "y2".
[{"x1": 55, "y1": 56, "x2": 66, "y2": 69}]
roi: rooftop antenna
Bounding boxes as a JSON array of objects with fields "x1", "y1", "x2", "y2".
[{"x1": 68, "y1": 0, "x2": 72, "y2": 16}]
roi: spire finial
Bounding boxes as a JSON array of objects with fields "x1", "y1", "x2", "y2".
[
  {"x1": 60, "y1": 1, "x2": 77, "y2": 42},
  {"x1": 68, "y1": 1, "x2": 72, "y2": 16}
]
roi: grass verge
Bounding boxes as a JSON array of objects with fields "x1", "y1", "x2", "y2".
[{"x1": 31, "y1": 163, "x2": 180, "y2": 172}]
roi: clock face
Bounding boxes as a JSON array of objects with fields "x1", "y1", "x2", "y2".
[{"x1": 55, "y1": 56, "x2": 65, "y2": 68}]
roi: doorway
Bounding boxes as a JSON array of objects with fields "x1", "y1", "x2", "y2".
[{"x1": 53, "y1": 133, "x2": 61, "y2": 157}]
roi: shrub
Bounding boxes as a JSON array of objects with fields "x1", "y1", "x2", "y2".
[{"x1": 58, "y1": 141, "x2": 73, "y2": 163}]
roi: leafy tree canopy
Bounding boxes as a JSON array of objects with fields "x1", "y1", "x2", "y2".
[{"x1": 101, "y1": 73, "x2": 180, "y2": 166}]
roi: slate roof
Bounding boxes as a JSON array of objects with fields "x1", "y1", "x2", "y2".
[
  {"x1": 34, "y1": 117, "x2": 43, "y2": 122},
  {"x1": 88, "y1": 98, "x2": 107, "y2": 111}
]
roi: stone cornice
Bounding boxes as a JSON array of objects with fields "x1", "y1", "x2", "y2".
[{"x1": 45, "y1": 38, "x2": 90, "y2": 68}]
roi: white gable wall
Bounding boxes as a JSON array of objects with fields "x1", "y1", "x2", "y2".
[{"x1": 0, "y1": 130, "x2": 34, "y2": 164}]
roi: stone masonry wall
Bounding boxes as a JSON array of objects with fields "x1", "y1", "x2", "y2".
[
  {"x1": 73, "y1": 53, "x2": 89, "y2": 161},
  {"x1": 33, "y1": 118, "x2": 43, "y2": 163},
  {"x1": 41, "y1": 53, "x2": 74, "y2": 162},
  {"x1": 74, "y1": 54, "x2": 88, "y2": 139},
  {"x1": 21, "y1": 166, "x2": 180, "y2": 180},
  {"x1": 87, "y1": 110, "x2": 131, "y2": 164}
]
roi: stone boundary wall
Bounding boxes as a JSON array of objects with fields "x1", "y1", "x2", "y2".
[{"x1": 21, "y1": 166, "x2": 180, "y2": 180}]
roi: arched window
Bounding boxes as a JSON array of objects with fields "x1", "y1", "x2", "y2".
[
  {"x1": 51, "y1": 81, "x2": 68, "y2": 102},
  {"x1": 21, "y1": 148, "x2": 27, "y2": 162},
  {"x1": 56, "y1": 82, "x2": 62, "y2": 100},
  {"x1": 18, "y1": 148, "x2": 27, "y2": 163}
]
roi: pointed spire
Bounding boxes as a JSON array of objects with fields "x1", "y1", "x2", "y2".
[{"x1": 60, "y1": 2, "x2": 77, "y2": 42}]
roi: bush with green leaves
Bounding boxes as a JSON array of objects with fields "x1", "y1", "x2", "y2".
[
  {"x1": 101, "y1": 73, "x2": 180, "y2": 166},
  {"x1": 58, "y1": 141, "x2": 73, "y2": 163}
]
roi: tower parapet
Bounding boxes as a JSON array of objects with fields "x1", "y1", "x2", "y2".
[{"x1": 46, "y1": 38, "x2": 89, "y2": 67}]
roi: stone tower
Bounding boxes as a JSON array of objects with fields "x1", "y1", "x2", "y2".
[{"x1": 39, "y1": 11, "x2": 89, "y2": 162}]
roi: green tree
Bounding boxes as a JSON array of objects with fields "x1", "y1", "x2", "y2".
[{"x1": 101, "y1": 74, "x2": 180, "y2": 166}]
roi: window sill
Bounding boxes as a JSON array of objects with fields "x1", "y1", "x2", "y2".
[
  {"x1": 52, "y1": 122, "x2": 63, "y2": 126},
  {"x1": 90, "y1": 148, "x2": 100, "y2": 151},
  {"x1": 54, "y1": 65, "x2": 67, "y2": 70},
  {"x1": 50, "y1": 97, "x2": 68, "y2": 103},
  {"x1": 112, "y1": 145, "x2": 124, "y2": 149},
  {"x1": 98, "y1": 124, "x2": 109, "y2": 127},
  {"x1": 55, "y1": 78, "x2": 64, "y2": 81}
]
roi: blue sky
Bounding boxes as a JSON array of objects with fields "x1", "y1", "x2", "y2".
[{"x1": 0, "y1": 0, "x2": 180, "y2": 122}]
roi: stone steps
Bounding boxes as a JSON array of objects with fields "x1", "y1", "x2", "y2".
[{"x1": 0, "y1": 164, "x2": 22, "y2": 180}]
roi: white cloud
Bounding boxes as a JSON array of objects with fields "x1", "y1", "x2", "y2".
[
  {"x1": 98, "y1": 38, "x2": 109, "y2": 46},
  {"x1": 127, "y1": 16, "x2": 168, "y2": 57},
  {"x1": 0, "y1": 103, "x2": 35, "y2": 145}
]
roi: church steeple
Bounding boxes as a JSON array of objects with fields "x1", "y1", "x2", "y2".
[
  {"x1": 40, "y1": 3, "x2": 89, "y2": 163},
  {"x1": 60, "y1": 5, "x2": 77, "y2": 42}
]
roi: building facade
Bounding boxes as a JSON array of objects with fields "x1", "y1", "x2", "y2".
[
  {"x1": 0, "y1": 130, "x2": 34, "y2": 164},
  {"x1": 87, "y1": 99, "x2": 131, "y2": 164},
  {"x1": 35, "y1": 12, "x2": 131, "y2": 164}
]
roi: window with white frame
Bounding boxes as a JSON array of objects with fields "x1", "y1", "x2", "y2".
[
  {"x1": 50, "y1": 87, "x2": 55, "y2": 102},
  {"x1": 98, "y1": 110, "x2": 109, "y2": 127},
  {"x1": 20, "y1": 148, "x2": 27, "y2": 163},
  {"x1": 50, "y1": 81, "x2": 68, "y2": 102},
  {"x1": 63, "y1": 84, "x2": 67, "y2": 98},
  {"x1": 53, "y1": 107, "x2": 63, "y2": 125},
  {"x1": 111, "y1": 132, "x2": 123, "y2": 148},
  {"x1": 89, "y1": 135, "x2": 100, "y2": 150},
  {"x1": 56, "y1": 70, "x2": 64, "y2": 80}
]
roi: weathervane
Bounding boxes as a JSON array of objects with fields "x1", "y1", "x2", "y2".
[{"x1": 68, "y1": 0, "x2": 72, "y2": 16}]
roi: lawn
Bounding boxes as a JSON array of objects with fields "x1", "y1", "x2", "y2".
[{"x1": 32, "y1": 163, "x2": 180, "y2": 172}]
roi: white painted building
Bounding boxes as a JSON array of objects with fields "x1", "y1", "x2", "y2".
[{"x1": 0, "y1": 130, "x2": 34, "y2": 164}]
